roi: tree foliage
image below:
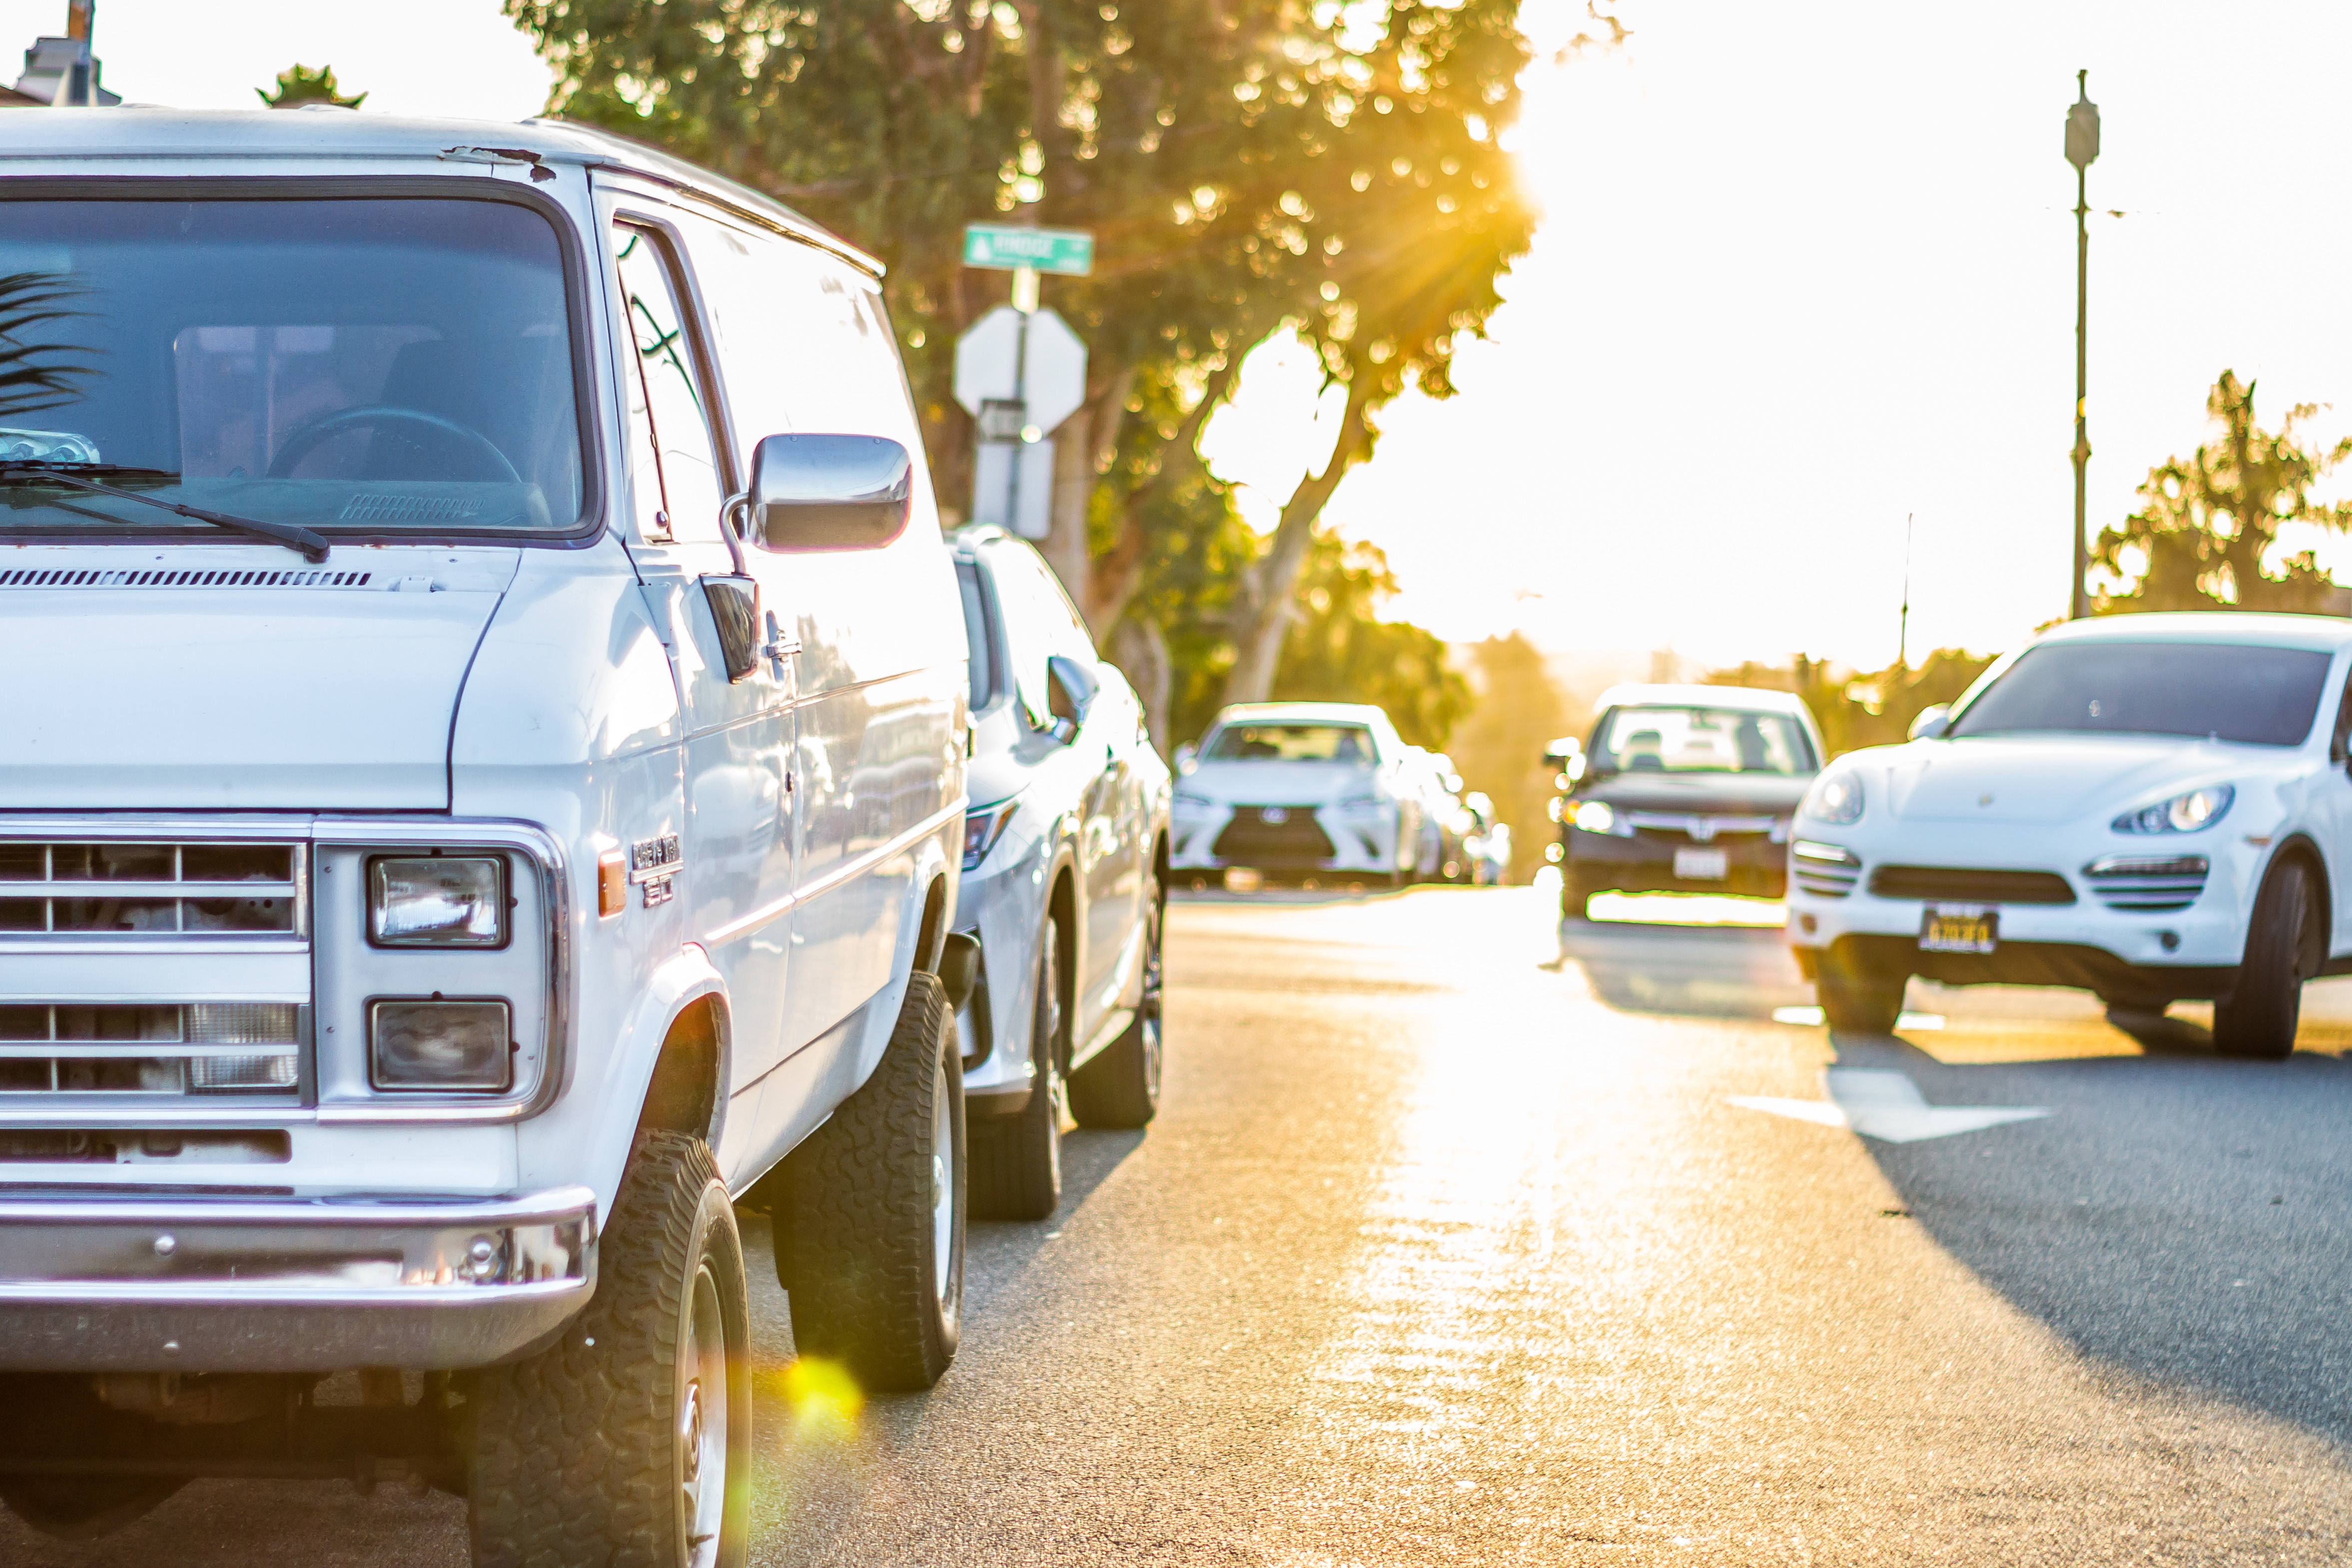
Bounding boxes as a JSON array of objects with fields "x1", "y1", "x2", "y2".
[
  {"x1": 2094, "y1": 370, "x2": 2352, "y2": 614},
  {"x1": 0, "y1": 272, "x2": 92, "y2": 423},
  {"x1": 501, "y1": 0, "x2": 1538, "y2": 702},
  {"x1": 1706, "y1": 649, "x2": 1994, "y2": 758},
  {"x1": 1444, "y1": 631, "x2": 1575, "y2": 881},
  {"x1": 259, "y1": 64, "x2": 365, "y2": 108},
  {"x1": 1269, "y1": 530, "x2": 1469, "y2": 748}
]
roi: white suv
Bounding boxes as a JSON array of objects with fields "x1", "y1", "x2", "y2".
[
  {"x1": 0, "y1": 110, "x2": 972, "y2": 1560},
  {"x1": 1789, "y1": 612, "x2": 2352, "y2": 1054}
]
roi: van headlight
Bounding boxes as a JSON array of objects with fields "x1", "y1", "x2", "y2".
[
  {"x1": 1801, "y1": 772, "x2": 1864, "y2": 825},
  {"x1": 2114, "y1": 784, "x2": 2233, "y2": 834},
  {"x1": 370, "y1": 999, "x2": 513, "y2": 1091},
  {"x1": 369, "y1": 856, "x2": 507, "y2": 947}
]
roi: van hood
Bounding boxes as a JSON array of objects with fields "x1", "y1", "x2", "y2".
[
  {"x1": 1179, "y1": 759, "x2": 1378, "y2": 806},
  {"x1": 1882, "y1": 734, "x2": 2248, "y2": 826},
  {"x1": 0, "y1": 554, "x2": 515, "y2": 810}
]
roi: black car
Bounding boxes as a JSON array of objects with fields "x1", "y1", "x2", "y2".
[{"x1": 1555, "y1": 685, "x2": 1824, "y2": 918}]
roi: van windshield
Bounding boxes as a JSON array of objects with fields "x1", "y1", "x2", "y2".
[{"x1": 0, "y1": 196, "x2": 584, "y2": 538}]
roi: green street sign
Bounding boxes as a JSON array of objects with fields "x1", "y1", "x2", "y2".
[{"x1": 963, "y1": 224, "x2": 1094, "y2": 276}]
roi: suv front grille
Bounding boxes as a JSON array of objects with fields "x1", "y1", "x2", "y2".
[
  {"x1": 1867, "y1": 865, "x2": 2077, "y2": 906},
  {"x1": 1210, "y1": 807, "x2": 1337, "y2": 867},
  {"x1": 0, "y1": 841, "x2": 301, "y2": 937},
  {"x1": 0, "y1": 1003, "x2": 301, "y2": 1095}
]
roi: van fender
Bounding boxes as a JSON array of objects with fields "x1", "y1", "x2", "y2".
[
  {"x1": 847, "y1": 826, "x2": 958, "y2": 1093},
  {"x1": 582, "y1": 943, "x2": 732, "y2": 1208}
]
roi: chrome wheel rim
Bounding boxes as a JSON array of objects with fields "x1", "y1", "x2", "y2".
[
  {"x1": 931, "y1": 1051, "x2": 955, "y2": 1305},
  {"x1": 1039, "y1": 938, "x2": 1065, "y2": 1176},
  {"x1": 1140, "y1": 889, "x2": 1164, "y2": 1099},
  {"x1": 677, "y1": 1261, "x2": 727, "y2": 1568}
]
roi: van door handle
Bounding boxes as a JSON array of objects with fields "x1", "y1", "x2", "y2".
[{"x1": 762, "y1": 611, "x2": 801, "y2": 672}]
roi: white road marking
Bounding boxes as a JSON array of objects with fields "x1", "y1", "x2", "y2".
[
  {"x1": 1729, "y1": 1068, "x2": 2051, "y2": 1143},
  {"x1": 1770, "y1": 1005, "x2": 1945, "y2": 1030}
]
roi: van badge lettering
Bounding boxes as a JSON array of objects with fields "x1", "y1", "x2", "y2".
[{"x1": 629, "y1": 834, "x2": 682, "y2": 906}]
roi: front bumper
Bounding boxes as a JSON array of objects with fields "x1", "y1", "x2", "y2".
[
  {"x1": 1567, "y1": 828, "x2": 1786, "y2": 896},
  {"x1": 0, "y1": 1184, "x2": 595, "y2": 1372}
]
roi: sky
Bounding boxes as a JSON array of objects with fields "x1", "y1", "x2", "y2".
[{"x1": 18, "y1": 0, "x2": 2352, "y2": 672}]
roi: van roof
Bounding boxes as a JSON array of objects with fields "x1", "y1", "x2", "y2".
[{"x1": 0, "y1": 106, "x2": 882, "y2": 277}]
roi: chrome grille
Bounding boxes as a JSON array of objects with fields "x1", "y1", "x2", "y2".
[
  {"x1": 0, "y1": 1003, "x2": 300, "y2": 1095},
  {"x1": 1790, "y1": 841, "x2": 1860, "y2": 898},
  {"x1": 0, "y1": 841, "x2": 302, "y2": 937},
  {"x1": 2083, "y1": 855, "x2": 2209, "y2": 913},
  {"x1": 1625, "y1": 811, "x2": 1779, "y2": 842},
  {"x1": 0, "y1": 567, "x2": 371, "y2": 588}
]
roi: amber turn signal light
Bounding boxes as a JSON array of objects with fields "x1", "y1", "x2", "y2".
[{"x1": 597, "y1": 850, "x2": 627, "y2": 918}]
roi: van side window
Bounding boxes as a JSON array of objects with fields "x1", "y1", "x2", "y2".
[{"x1": 612, "y1": 224, "x2": 724, "y2": 544}]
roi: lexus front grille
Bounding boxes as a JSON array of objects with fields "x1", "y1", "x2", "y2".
[{"x1": 0, "y1": 842, "x2": 302, "y2": 937}]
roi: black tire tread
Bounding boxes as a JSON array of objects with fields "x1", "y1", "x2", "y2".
[
  {"x1": 2215, "y1": 859, "x2": 2312, "y2": 1061},
  {"x1": 468, "y1": 1129, "x2": 746, "y2": 1568},
  {"x1": 782, "y1": 972, "x2": 963, "y2": 1392},
  {"x1": 1070, "y1": 885, "x2": 1162, "y2": 1130},
  {"x1": 969, "y1": 932, "x2": 1062, "y2": 1222}
]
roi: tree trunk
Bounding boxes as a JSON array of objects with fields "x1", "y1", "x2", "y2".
[
  {"x1": 1109, "y1": 614, "x2": 1173, "y2": 752},
  {"x1": 1085, "y1": 356, "x2": 1234, "y2": 637},
  {"x1": 1220, "y1": 374, "x2": 1376, "y2": 706}
]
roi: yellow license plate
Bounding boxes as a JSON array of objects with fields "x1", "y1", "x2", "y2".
[{"x1": 1919, "y1": 904, "x2": 1997, "y2": 955}]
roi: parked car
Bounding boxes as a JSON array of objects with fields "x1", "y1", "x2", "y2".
[
  {"x1": 1460, "y1": 792, "x2": 1512, "y2": 885},
  {"x1": 1171, "y1": 703, "x2": 1422, "y2": 887},
  {"x1": 1790, "y1": 612, "x2": 2352, "y2": 1050},
  {"x1": 1403, "y1": 748, "x2": 1470, "y2": 881},
  {"x1": 946, "y1": 527, "x2": 1171, "y2": 1220},
  {"x1": 1559, "y1": 684, "x2": 1823, "y2": 918},
  {"x1": 0, "y1": 110, "x2": 974, "y2": 1563}
]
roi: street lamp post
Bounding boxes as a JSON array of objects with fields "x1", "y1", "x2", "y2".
[{"x1": 2066, "y1": 71, "x2": 2100, "y2": 619}]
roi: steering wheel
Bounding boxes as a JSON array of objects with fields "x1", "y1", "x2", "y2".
[{"x1": 266, "y1": 404, "x2": 523, "y2": 483}]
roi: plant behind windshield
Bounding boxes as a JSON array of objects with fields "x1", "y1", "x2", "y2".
[
  {"x1": 0, "y1": 196, "x2": 582, "y2": 536},
  {"x1": 1948, "y1": 641, "x2": 2331, "y2": 745}
]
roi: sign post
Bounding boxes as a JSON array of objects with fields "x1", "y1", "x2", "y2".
[{"x1": 956, "y1": 224, "x2": 1093, "y2": 537}]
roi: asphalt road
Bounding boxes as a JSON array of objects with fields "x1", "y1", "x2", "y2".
[{"x1": 13, "y1": 885, "x2": 2352, "y2": 1565}]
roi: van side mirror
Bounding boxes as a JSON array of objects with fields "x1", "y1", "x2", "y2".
[
  {"x1": 1045, "y1": 654, "x2": 1097, "y2": 744},
  {"x1": 1909, "y1": 704, "x2": 1952, "y2": 741},
  {"x1": 746, "y1": 433, "x2": 912, "y2": 551}
]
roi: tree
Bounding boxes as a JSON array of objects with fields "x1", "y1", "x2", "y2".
[
  {"x1": 258, "y1": 64, "x2": 365, "y2": 109},
  {"x1": 0, "y1": 271, "x2": 89, "y2": 422},
  {"x1": 2093, "y1": 370, "x2": 2352, "y2": 614},
  {"x1": 1443, "y1": 632, "x2": 1576, "y2": 882},
  {"x1": 1707, "y1": 649, "x2": 1995, "y2": 757},
  {"x1": 501, "y1": 0, "x2": 1540, "y2": 700},
  {"x1": 1268, "y1": 530, "x2": 1469, "y2": 747}
]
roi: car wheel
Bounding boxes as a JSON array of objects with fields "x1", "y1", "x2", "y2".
[
  {"x1": 2214, "y1": 857, "x2": 2319, "y2": 1061},
  {"x1": 778, "y1": 972, "x2": 965, "y2": 1391},
  {"x1": 1070, "y1": 871, "x2": 1164, "y2": 1129},
  {"x1": 0, "y1": 1474, "x2": 181, "y2": 1543},
  {"x1": 969, "y1": 920, "x2": 1067, "y2": 1221},
  {"x1": 1562, "y1": 866, "x2": 1604, "y2": 920},
  {"x1": 468, "y1": 1128, "x2": 751, "y2": 1568}
]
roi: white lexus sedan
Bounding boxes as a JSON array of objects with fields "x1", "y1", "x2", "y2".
[
  {"x1": 1789, "y1": 613, "x2": 2352, "y2": 1056},
  {"x1": 1170, "y1": 702, "x2": 1422, "y2": 887}
]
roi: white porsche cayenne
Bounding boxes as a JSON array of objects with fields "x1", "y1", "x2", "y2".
[{"x1": 1788, "y1": 612, "x2": 2352, "y2": 1055}]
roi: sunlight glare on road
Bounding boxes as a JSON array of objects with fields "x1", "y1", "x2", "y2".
[{"x1": 1585, "y1": 892, "x2": 1786, "y2": 928}]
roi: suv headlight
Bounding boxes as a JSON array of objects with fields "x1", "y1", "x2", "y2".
[
  {"x1": 370, "y1": 998, "x2": 513, "y2": 1090},
  {"x1": 1572, "y1": 800, "x2": 1632, "y2": 835},
  {"x1": 2114, "y1": 784, "x2": 2233, "y2": 834},
  {"x1": 1333, "y1": 792, "x2": 1388, "y2": 816},
  {"x1": 1800, "y1": 772, "x2": 1864, "y2": 825},
  {"x1": 369, "y1": 856, "x2": 507, "y2": 947},
  {"x1": 963, "y1": 799, "x2": 1020, "y2": 871}
]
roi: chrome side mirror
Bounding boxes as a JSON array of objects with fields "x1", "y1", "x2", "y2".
[
  {"x1": 1908, "y1": 703, "x2": 1952, "y2": 741},
  {"x1": 1173, "y1": 742, "x2": 1198, "y2": 772},
  {"x1": 1045, "y1": 654, "x2": 1097, "y2": 745},
  {"x1": 700, "y1": 575, "x2": 761, "y2": 683},
  {"x1": 747, "y1": 433, "x2": 912, "y2": 551}
]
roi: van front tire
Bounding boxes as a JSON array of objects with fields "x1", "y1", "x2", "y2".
[
  {"x1": 780, "y1": 972, "x2": 965, "y2": 1392},
  {"x1": 468, "y1": 1129, "x2": 751, "y2": 1568}
]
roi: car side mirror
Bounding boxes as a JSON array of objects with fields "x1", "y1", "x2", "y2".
[
  {"x1": 1173, "y1": 742, "x2": 1197, "y2": 772},
  {"x1": 1908, "y1": 704, "x2": 1952, "y2": 741},
  {"x1": 746, "y1": 433, "x2": 912, "y2": 551},
  {"x1": 1045, "y1": 654, "x2": 1097, "y2": 744}
]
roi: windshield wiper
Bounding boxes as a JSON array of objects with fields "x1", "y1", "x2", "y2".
[{"x1": 0, "y1": 462, "x2": 331, "y2": 564}]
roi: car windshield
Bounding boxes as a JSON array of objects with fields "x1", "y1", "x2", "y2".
[
  {"x1": 1946, "y1": 641, "x2": 2331, "y2": 746},
  {"x1": 1593, "y1": 704, "x2": 1815, "y2": 775},
  {"x1": 0, "y1": 196, "x2": 583, "y2": 538},
  {"x1": 1203, "y1": 723, "x2": 1375, "y2": 763}
]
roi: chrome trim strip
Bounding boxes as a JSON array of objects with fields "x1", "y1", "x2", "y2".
[
  {"x1": 0, "y1": 1184, "x2": 595, "y2": 1228},
  {"x1": 704, "y1": 800, "x2": 965, "y2": 947},
  {"x1": 0, "y1": 1276, "x2": 590, "y2": 1306}
]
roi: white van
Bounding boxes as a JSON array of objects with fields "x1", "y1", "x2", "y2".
[{"x1": 0, "y1": 110, "x2": 971, "y2": 1562}]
